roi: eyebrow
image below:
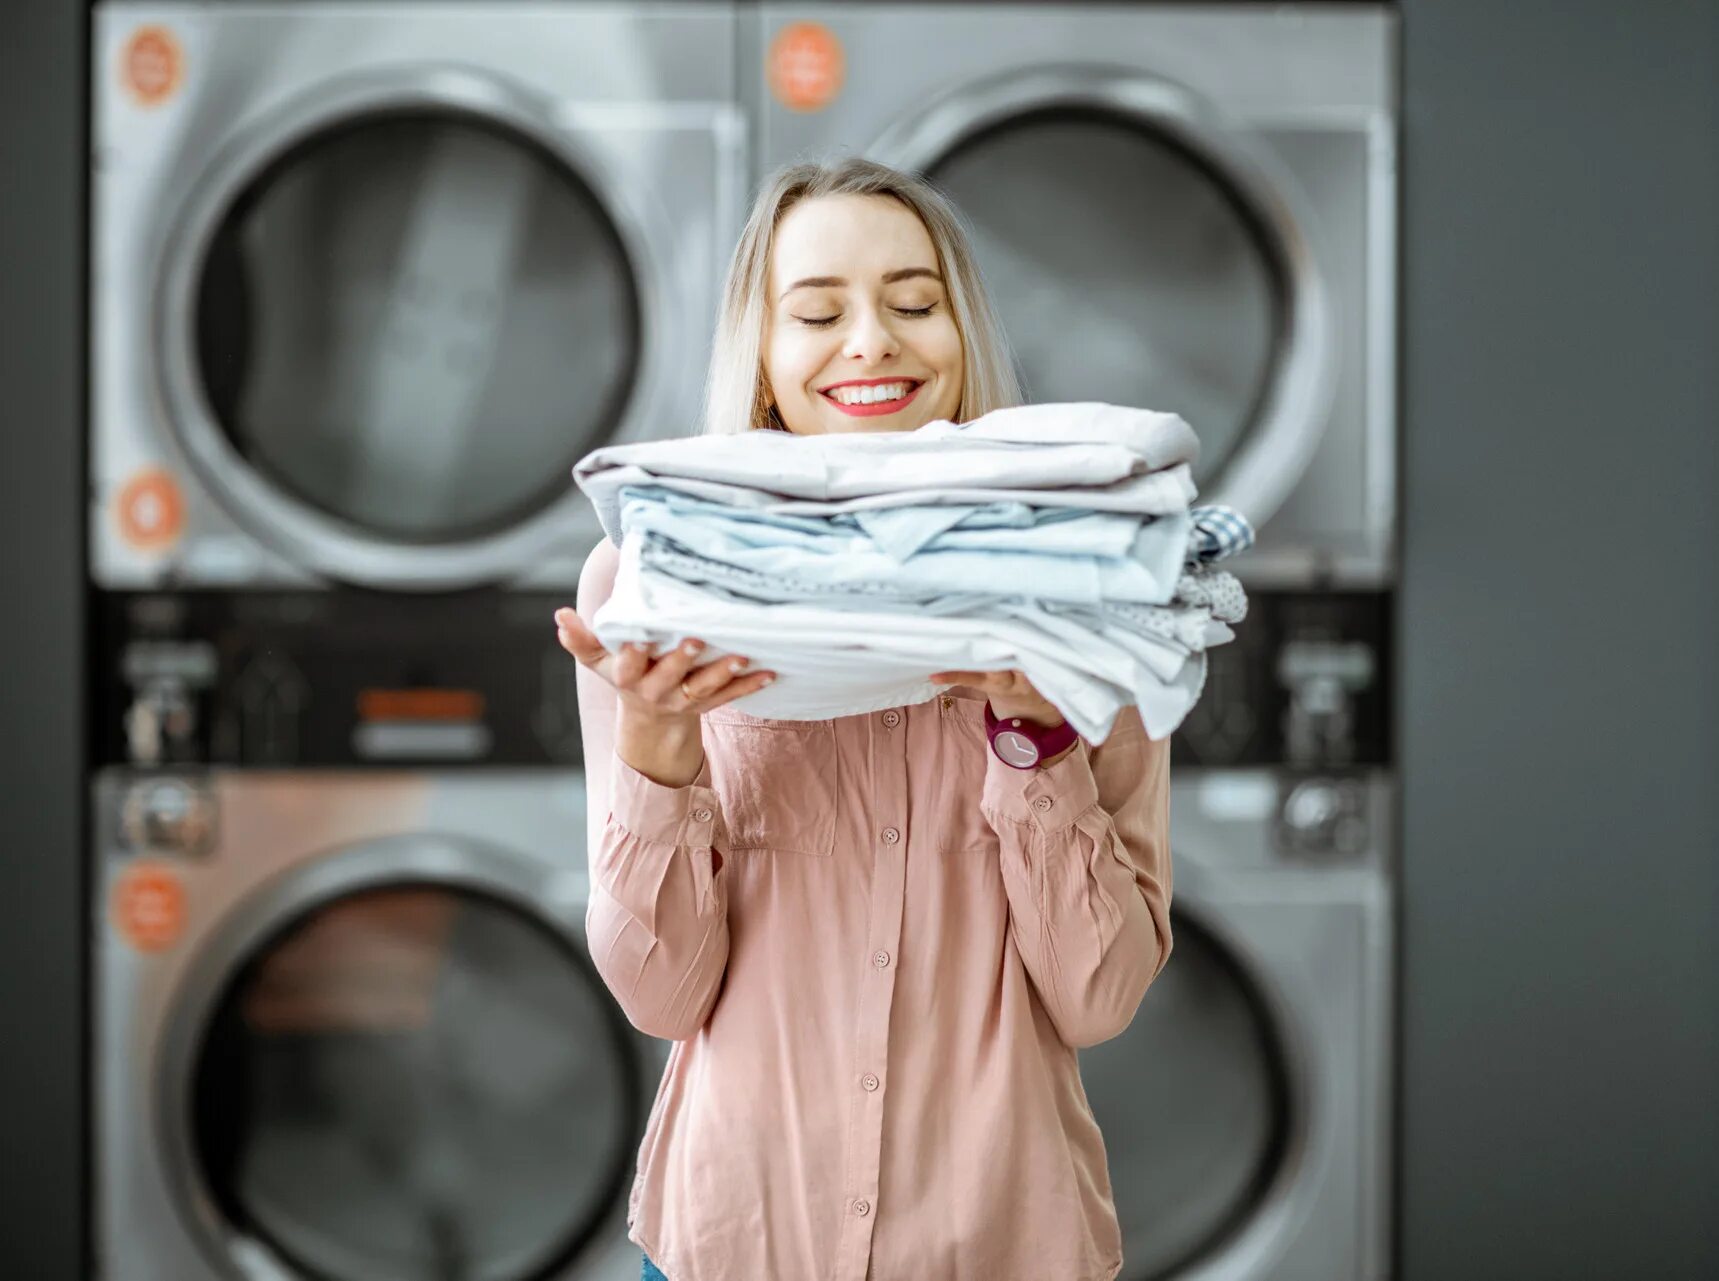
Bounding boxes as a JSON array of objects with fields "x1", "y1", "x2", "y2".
[{"x1": 779, "y1": 267, "x2": 943, "y2": 300}]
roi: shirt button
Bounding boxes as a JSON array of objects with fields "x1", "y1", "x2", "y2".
[
  {"x1": 692, "y1": 806, "x2": 713, "y2": 822},
  {"x1": 1033, "y1": 796, "x2": 1054, "y2": 812},
  {"x1": 854, "y1": 1199, "x2": 871, "y2": 1217},
  {"x1": 882, "y1": 710, "x2": 900, "y2": 728},
  {"x1": 881, "y1": 827, "x2": 900, "y2": 845},
  {"x1": 861, "y1": 1073, "x2": 880, "y2": 1092},
  {"x1": 873, "y1": 950, "x2": 890, "y2": 969}
]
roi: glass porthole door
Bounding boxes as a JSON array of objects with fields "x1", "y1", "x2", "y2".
[{"x1": 188, "y1": 883, "x2": 642, "y2": 1280}]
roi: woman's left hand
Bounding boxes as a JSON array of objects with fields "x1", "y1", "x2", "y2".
[{"x1": 928, "y1": 668, "x2": 1065, "y2": 727}]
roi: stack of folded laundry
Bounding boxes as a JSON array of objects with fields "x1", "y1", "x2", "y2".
[{"x1": 572, "y1": 402, "x2": 1252, "y2": 743}]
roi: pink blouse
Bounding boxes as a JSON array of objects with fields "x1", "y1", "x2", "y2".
[{"x1": 575, "y1": 555, "x2": 1174, "y2": 1281}]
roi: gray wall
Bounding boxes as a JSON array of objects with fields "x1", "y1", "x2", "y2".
[
  {"x1": 0, "y1": 0, "x2": 86, "y2": 1277},
  {"x1": 2, "y1": 2, "x2": 1716, "y2": 1279},
  {"x1": 1397, "y1": 0, "x2": 1719, "y2": 1276}
]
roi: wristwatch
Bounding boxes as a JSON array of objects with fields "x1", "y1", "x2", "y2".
[{"x1": 984, "y1": 703, "x2": 1080, "y2": 770}]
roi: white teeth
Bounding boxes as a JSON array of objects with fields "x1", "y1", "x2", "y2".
[{"x1": 828, "y1": 381, "x2": 914, "y2": 406}]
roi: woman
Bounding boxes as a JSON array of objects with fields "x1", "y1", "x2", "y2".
[{"x1": 553, "y1": 158, "x2": 1172, "y2": 1281}]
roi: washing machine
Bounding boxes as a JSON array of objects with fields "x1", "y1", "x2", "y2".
[
  {"x1": 744, "y1": 8, "x2": 1398, "y2": 1277},
  {"x1": 92, "y1": 589, "x2": 663, "y2": 1281},
  {"x1": 744, "y1": 2, "x2": 1397, "y2": 589},
  {"x1": 1089, "y1": 756, "x2": 1394, "y2": 1281},
  {"x1": 92, "y1": 1, "x2": 743, "y2": 591},
  {"x1": 1083, "y1": 584, "x2": 1394, "y2": 1281},
  {"x1": 89, "y1": 10, "x2": 732, "y2": 1272}
]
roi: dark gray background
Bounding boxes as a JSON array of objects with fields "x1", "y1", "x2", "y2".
[
  {"x1": 3, "y1": 0, "x2": 88, "y2": 1277},
  {"x1": 1395, "y1": 1, "x2": 1718, "y2": 1276},
  {"x1": 3, "y1": 1, "x2": 1716, "y2": 1278}
]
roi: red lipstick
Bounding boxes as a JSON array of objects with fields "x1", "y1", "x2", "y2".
[{"x1": 819, "y1": 378, "x2": 924, "y2": 418}]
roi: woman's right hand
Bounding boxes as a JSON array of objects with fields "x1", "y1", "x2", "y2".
[{"x1": 553, "y1": 607, "x2": 776, "y2": 727}]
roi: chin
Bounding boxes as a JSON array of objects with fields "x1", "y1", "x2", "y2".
[{"x1": 815, "y1": 408, "x2": 945, "y2": 435}]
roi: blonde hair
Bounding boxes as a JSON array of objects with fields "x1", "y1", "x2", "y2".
[{"x1": 701, "y1": 156, "x2": 1022, "y2": 436}]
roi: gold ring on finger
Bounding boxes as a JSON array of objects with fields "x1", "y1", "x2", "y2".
[{"x1": 680, "y1": 678, "x2": 696, "y2": 704}]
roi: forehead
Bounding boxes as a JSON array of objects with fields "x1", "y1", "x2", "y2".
[{"x1": 770, "y1": 194, "x2": 938, "y2": 287}]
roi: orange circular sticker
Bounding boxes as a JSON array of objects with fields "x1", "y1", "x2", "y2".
[
  {"x1": 114, "y1": 467, "x2": 184, "y2": 552},
  {"x1": 112, "y1": 862, "x2": 186, "y2": 953},
  {"x1": 120, "y1": 25, "x2": 184, "y2": 108},
  {"x1": 768, "y1": 22, "x2": 844, "y2": 113}
]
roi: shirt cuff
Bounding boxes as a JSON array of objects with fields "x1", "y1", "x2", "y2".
[
  {"x1": 980, "y1": 736, "x2": 1101, "y2": 834},
  {"x1": 609, "y1": 751, "x2": 722, "y2": 848}
]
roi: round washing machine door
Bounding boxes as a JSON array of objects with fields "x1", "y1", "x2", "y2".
[
  {"x1": 872, "y1": 69, "x2": 1338, "y2": 532},
  {"x1": 1077, "y1": 905, "x2": 1301, "y2": 1280},
  {"x1": 158, "y1": 72, "x2": 657, "y2": 589},
  {"x1": 162, "y1": 860, "x2": 648, "y2": 1281}
]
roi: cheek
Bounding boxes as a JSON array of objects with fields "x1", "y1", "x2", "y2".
[
  {"x1": 767, "y1": 330, "x2": 825, "y2": 398},
  {"x1": 922, "y1": 319, "x2": 964, "y2": 370},
  {"x1": 926, "y1": 322, "x2": 965, "y2": 386}
]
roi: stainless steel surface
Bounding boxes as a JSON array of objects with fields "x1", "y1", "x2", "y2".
[
  {"x1": 749, "y1": 2, "x2": 1398, "y2": 588},
  {"x1": 92, "y1": 2, "x2": 745, "y2": 591},
  {"x1": 94, "y1": 768, "x2": 664, "y2": 1281},
  {"x1": 1151, "y1": 769, "x2": 1395, "y2": 1281}
]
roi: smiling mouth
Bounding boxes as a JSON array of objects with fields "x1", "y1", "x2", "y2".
[{"x1": 819, "y1": 380, "x2": 925, "y2": 416}]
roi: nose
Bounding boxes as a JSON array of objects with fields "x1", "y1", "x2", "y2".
[{"x1": 841, "y1": 304, "x2": 901, "y2": 365}]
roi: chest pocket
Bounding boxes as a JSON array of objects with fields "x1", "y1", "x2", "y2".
[
  {"x1": 935, "y1": 696, "x2": 1001, "y2": 855},
  {"x1": 702, "y1": 711, "x2": 838, "y2": 857}
]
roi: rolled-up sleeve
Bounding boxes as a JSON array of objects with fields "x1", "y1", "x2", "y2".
[
  {"x1": 586, "y1": 752, "x2": 731, "y2": 1041},
  {"x1": 980, "y1": 706, "x2": 1173, "y2": 1049},
  {"x1": 572, "y1": 547, "x2": 731, "y2": 1042}
]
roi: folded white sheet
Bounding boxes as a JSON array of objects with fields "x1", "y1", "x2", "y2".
[{"x1": 572, "y1": 402, "x2": 1242, "y2": 743}]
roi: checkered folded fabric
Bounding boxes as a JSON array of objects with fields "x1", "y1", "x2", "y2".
[{"x1": 1186, "y1": 504, "x2": 1254, "y2": 564}]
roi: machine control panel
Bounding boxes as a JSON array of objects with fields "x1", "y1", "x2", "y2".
[{"x1": 93, "y1": 590, "x2": 585, "y2": 768}]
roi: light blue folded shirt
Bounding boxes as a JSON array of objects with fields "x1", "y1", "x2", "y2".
[
  {"x1": 616, "y1": 484, "x2": 1192, "y2": 606},
  {"x1": 636, "y1": 533, "x2": 1245, "y2": 623}
]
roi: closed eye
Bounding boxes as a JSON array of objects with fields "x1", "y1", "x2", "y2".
[{"x1": 795, "y1": 305, "x2": 939, "y2": 328}]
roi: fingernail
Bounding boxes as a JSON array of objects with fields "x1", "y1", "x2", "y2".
[
  {"x1": 730, "y1": 657, "x2": 749, "y2": 672},
  {"x1": 760, "y1": 673, "x2": 776, "y2": 684},
  {"x1": 683, "y1": 640, "x2": 704, "y2": 656}
]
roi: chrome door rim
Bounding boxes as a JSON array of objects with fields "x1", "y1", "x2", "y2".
[
  {"x1": 153, "y1": 65, "x2": 673, "y2": 590},
  {"x1": 868, "y1": 65, "x2": 1339, "y2": 532},
  {"x1": 1142, "y1": 888, "x2": 1320, "y2": 1279},
  {"x1": 153, "y1": 832, "x2": 640, "y2": 1279}
]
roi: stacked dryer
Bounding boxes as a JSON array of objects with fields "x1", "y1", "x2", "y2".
[
  {"x1": 91, "y1": 4, "x2": 1399, "y2": 1280},
  {"x1": 743, "y1": 6, "x2": 1398, "y2": 1279},
  {"x1": 89, "y1": 4, "x2": 741, "y2": 1278}
]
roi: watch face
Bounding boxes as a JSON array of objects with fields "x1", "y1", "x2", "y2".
[{"x1": 994, "y1": 730, "x2": 1040, "y2": 768}]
